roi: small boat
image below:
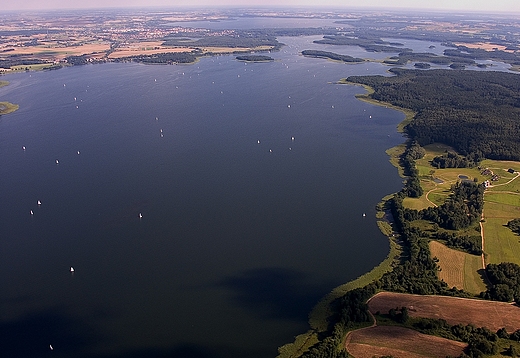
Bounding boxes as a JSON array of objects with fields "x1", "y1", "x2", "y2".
[
  {"x1": 70, "y1": 267, "x2": 74, "y2": 272},
  {"x1": 55, "y1": 159, "x2": 59, "y2": 164},
  {"x1": 49, "y1": 345, "x2": 54, "y2": 351},
  {"x1": 30, "y1": 210, "x2": 33, "y2": 215},
  {"x1": 37, "y1": 200, "x2": 41, "y2": 205},
  {"x1": 362, "y1": 213, "x2": 366, "y2": 217},
  {"x1": 257, "y1": 140, "x2": 260, "y2": 144},
  {"x1": 77, "y1": 151, "x2": 80, "y2": 155},
  {"x1": 291, "y1": 136, "x2": 295, "y2": 141},
  {"x1": 22, "y1": 146, "x2": 26, "y2": 151},
  {"x1": 139, "y1": 213, "x2": 143, "y2": 219}
]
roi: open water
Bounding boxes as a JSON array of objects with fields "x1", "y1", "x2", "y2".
[{"x1": 0, "y1": 33, "x2": 409, "y2": 357}]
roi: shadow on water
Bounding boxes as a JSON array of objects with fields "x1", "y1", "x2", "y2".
[
  {"x1": 0, "y1": 306, "x2": 101, "y2": 358},
  {"x1": 218, "y1": 267, "x2": 335, "y2": 321},
  {"x1": 96, "y1": 343, "x2": 271, "y2": 358}
]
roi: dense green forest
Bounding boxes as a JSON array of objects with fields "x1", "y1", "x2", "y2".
[
  {"x1": 301, "y1": 50, "x2": 364, "y2": 63},
  {"x1": 348, "y1": 69, "x2": 520, "y2": 160},
  {"x1": 480, "y1": 262, "x2": 520, "y2": 303}
]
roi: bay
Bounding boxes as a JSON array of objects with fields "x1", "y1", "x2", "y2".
[{"x1": 0, "y1": 35, "x2": 405, "y2": 357}]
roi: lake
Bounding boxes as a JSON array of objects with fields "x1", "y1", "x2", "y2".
[{"x1": 0, "y1": 34, "x2": 407, "y2": 357}]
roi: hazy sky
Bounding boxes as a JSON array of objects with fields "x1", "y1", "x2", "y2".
[{"x1": 2, "y1": 0, "x2": 519, "y2": 13}]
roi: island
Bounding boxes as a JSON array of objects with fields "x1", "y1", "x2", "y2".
[
  {"x1": 301, "y1": 50, "x2": 364, "y2": 63},
  {"x1": 235, "y1": 55, "x2": 274, "y2": 62}
]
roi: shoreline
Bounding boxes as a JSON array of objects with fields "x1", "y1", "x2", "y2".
[
  {"x1": 277, "y1": 84, "x2": 411, "y2": 358},
  {"x1": 0, "y1": 81, "x2": 20, "y2": 115}
]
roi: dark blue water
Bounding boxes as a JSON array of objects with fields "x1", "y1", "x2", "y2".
[{"x1": 0, "y1": 35, "x2": 405, "y2": 357}]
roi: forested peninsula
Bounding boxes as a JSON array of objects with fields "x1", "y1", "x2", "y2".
[
  {"x1": 278, "y1": 69, "x2": 520, "y2": 358},
  {"x1": 350, "y1": 69, "x2": 520, "y2": 161}
]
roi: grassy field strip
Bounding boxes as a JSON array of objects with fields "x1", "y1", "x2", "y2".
[
  {"x1": 369, "y1": 292, "x2": 520, "y2": 332},
  {"x1": 463, "y1": 253, "x2": 487, "y2": 294},
  {"x1": 347, "y1": 326, "x2": 467, "y2": 358},
  {"x1": 430, "y1": 241, "x2": 465, "y2": 290},
  {"x1": 429, "y1": 240, "x2": 486, "y2": 294}
]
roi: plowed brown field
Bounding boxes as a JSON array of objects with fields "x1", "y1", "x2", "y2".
[
  {"x1": 368, "y1": 292, "x2": 520, "y2": 332},
  {"x1": 346, "y1": 326, "x2": 466, "y2": 358}
]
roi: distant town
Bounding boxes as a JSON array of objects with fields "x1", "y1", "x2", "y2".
[{"x1": 1, "y1": 8, "x2": 520, "y2": 70}]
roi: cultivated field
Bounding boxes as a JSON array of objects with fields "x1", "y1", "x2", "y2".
[
  {"x1": 346, "y1": 326, "x2": 467, "y2": 358},
  {"x1": 429, "y1": 241, "x2": 486, "y2": 294},
  {"x1": 368, "y1": 292, "x2": 520, "y2": 332}
]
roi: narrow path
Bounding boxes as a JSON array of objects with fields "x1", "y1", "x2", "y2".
[
  {"x1": 480, "y1": 214, "x2": 486, "y2": 269},
  {"x1": 425, "y1": 187, "x2": 440, "y2": 207}
]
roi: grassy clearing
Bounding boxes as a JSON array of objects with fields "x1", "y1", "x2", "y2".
[
  {"x1": 403, "y1": 180, "x2": 437, "y2": 210},
  {"x1": 429, "y1": 241, "x2": 486, "y2": 294},
  {"x1": 400, "y1": 143, "x2": 489, "y2": 212},
  {"x1": 430, "y1": 241, "x2": 465, "y2": 290}
]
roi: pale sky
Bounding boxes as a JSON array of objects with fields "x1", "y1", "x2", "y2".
[{"x1": 1, "y1": 0, "x2": 519, "y2": 13}]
